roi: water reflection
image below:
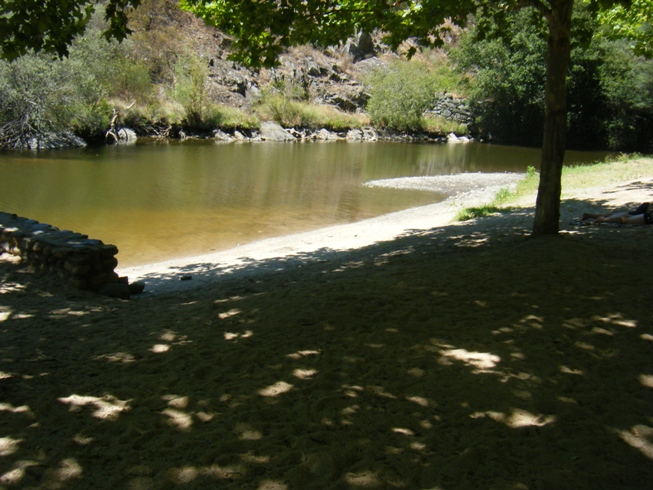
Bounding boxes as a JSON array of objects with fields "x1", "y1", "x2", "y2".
[{"x1": 0, "y1": 141, "x2": 610, "y2": 266}]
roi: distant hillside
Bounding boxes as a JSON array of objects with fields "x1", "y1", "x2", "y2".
[{"x1": 127, "y1": 0, "x2": 390, "y2": 113}]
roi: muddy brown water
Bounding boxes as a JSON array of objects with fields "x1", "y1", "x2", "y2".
[{"x1": 0, "y1": 140, "x2": 611, "y2": 267}]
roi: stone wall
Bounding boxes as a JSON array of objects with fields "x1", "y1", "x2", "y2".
[
  {"x1": 0, "y1": 212, "x2": 140, "y2": 298},
  {"x1": 427, "y1": 93, "x2": 474, "y2": 125}
]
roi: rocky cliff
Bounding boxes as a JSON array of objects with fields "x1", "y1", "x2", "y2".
[{"x1": 141, "y1": 3, "x2": 472, "y2": 136}]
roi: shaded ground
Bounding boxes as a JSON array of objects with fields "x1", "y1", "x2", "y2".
[{"x1": 1, "y1": 177, "x2": 652, "y2": 489}]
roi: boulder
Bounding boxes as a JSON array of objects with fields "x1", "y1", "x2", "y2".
[
  {"x1": 116, "y1": 128, "x2": 137, "y2": 144},
  {"x1": 260, "y1": 122, "x2": 296, "y2": 142},
  {"x1": 447, "y1": 133, "x2": 471, "y2": 144},
  {"x1": 346, "y1": 129, "x2": 363, "y2": 141},
  {"x1": 312, "y1": 129, "x2": 339, "y2": 141},
  {"x1": 26, "y1": 130, "x2": 87, "y2": 150},
  {"x1": 213, "y1": 129, "x2": 234, "y2": 142},
  {"x1": 344, "y1": 31, "x2": 376, "y2": 62}
]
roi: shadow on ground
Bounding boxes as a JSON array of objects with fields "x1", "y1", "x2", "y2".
[{"x1": 1, "y1": 198, "x2": 652, "y2": 489}]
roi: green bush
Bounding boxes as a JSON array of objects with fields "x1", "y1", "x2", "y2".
[
  {"x1": 111, "y1": 57, "x2": 153, "y2": 102},
  {"x1": 0, "y1": 54, "x2": 90, "y2": 147},
  {"x1": 452, "y1": 10, "x2": 547, "y2": 146},
  {"x1": 256, "y1": 90, "x2": 307, "y2": 127},
  {"x1": 452, "y1": 5, "x2": 653, "y2": 152},
  {"x1": 596, "y1": 41, "x2": 653, "y2": 151},
  {"x1": 171, "y1": 52, "x2": 209, "y2": 127},
  {"x1": 0, "y1": 11, "x2": 156, "y2": 147},
  {"x1": 122, "y1": 107, "x2": 152, "y2": 134},
  {"x1": 365, "y1": 60, "x2": 439, "y2": 131}
]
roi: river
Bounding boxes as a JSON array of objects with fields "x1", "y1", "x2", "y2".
[{"x1": 0, "y1": 140, "x2": 611, "y2": 267}]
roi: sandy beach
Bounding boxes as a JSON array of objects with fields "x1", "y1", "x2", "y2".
[
  {"x1": 117, "y1": 172, "x2": 524, "y2": 296},
  {"x1": 1, "y1": 168, "x2": 653, "y2": 489}
]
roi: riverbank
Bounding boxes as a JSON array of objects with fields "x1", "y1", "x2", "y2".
[
  {"x1": 117, "y1": 172, "x2": 522, "y2": 296},
  {"x1": 1, "y1": 160, "x2": 652, "y2": 489}
]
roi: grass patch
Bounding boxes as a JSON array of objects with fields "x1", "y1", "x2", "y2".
[
  {"x1": 206, "y1": 105, "x2": 259, "y2": 130},
  {"x1": 255, "y1": 92, "x2": 369, "y2": 130},
  {"x1": 455, "y1": 187, "x2": 514, "y2": 221},
  {"x1": 455, "y1": 156, "x2": 653, "y2": 222},
  {"x1": 296, "y1": 103, "x2": 369, "y2": 131},
  {"x1": 422, "y1": 115, "x2": 468, "y2": 135},
  {"x1": 509, "y1": 165, "x2": 540, "y2": 201},
  {"x1": 560, "y1": 154, "x2": 653, "y2": 190},
  {"x1": 512, "y1": 156, "x2": 653, "y2": 202},
  {"x1": 455, "y1": 204, "x2": 506, "y2": 221}
]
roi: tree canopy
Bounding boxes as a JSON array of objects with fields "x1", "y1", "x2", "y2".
[
  {"x1": 179, "y1": 0, "x2": 476, "y2": 68},
  {"x1": 597, "y1": 0, "x2": 653, "y2": 56},
  {"x1": 1, "y1": 0, "x2": 650, "y2": 235},
  {"x1": 179, "y1": 0, "x2": 646, "y2": 235},
  {"x1": 0, "y1": 0, "x2": 140, "y2": 61},
  {"x1": 453, "y1": 3, "x2": 653, "y2": 151}
]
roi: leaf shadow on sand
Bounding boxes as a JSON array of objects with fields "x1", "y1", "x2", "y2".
[{"x1": 1, "y1": 197, "x2": 652, "y2": 489}]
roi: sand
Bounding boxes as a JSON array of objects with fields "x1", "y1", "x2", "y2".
[
  {"x1": 117, "y1": 172, "x2": 524, "y2": 296},
  {"x1": 1, "y1": 171, "x2": 653, "y2": 489}
]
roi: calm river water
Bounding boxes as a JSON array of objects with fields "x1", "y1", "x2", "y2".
[{"x1": 0, "y1": 141, "x2": 610, "y2": 267}]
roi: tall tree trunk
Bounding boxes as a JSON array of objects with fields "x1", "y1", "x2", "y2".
[{"x1": 532, "y1": 0, "x2": 574, "y2": 235}]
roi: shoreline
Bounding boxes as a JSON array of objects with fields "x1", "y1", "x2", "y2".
[
  {"x1": 117, "y1": 173, "x2": 524, "y2": 296},
  {"x1": 2, "y1": 166, "x2": 653, "y2": 489}
]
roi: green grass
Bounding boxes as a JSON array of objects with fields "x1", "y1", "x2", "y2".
[
  {"x1": 455, "y1": 156, "x2": 653, "y2": 221},
  {"x1": 422, "y1": 115, "x2": 468, "y2": 135},
  {"x1": 455, "y1": 187, "x2": 515, "y2": 221},
  {"x1": 559, "y1": 154, "x2": 653, "y2": 189},
  {"x1": 206, "y1": 105, "x2": 259, "y2": 130},
  {"x1": 455, "y1": 203, "x2": 506, "y2": 221},
  {"x1": 255, "y1": 93, "x2": 369, "y2": 130}
]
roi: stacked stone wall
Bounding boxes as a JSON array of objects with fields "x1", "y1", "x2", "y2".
[
  {"x1": 428, "y1": 94, "x2": 474, "y2": 125},
  {"x1": 0, "y1": 212, "x2": 136, "y2": 296}
]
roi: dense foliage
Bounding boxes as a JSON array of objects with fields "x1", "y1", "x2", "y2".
[
  {"x1": 595, "y1": 40, "x2": 653, "y2": 151},
  {"x1": 366, "y1": 61, "x2": 439, "y2": 131},
  {"x1": 453, "y1": 7, "x2": 653, "y2": 151},
  {"x1": 0, "y1": 54, "x2": 78, "y2": 149},
  {"x1": 452, "y1": 10, "x2": 548, "y2": 147},
  {"x1": 0, "y1": 0, "x2": 140, "y2": 61},
  {"x1": 597, "y1": 0, "x2": 653, "y2": 57},
  {"x1": 180, "y1": 0, "x2": 475, "y2": 68},
  {"x1": 0, "y1": 13, "x2": 154, "y2": 148}
]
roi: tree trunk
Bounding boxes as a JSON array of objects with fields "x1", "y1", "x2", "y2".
[{"x1": 532, "y1": 0, "x2": 575, "y2": 235}]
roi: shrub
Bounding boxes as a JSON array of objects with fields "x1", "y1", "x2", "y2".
[
  {"x1": 0, "y1": 11, "x2": 156, "y2": 148},
  {"x1": 126, "y1": 0, "x2": 189, "y2": 85},
  {"x1": 171, "y1": 52, "x2": 209, "y2": 127},
  {"x1": 0, "y1": 54, "x2": 92, "y2": 148},
  {"x1": 255, "y1": 90, "x2": 307, "y2": 127},
  {"x1": 365, "y1": 60, "x2": 439, "y2": 131},
  {"x1": 69, "y1": 100, "x2": 113, "y2": 143},
  {"x1": 452, "y1": 11, "x2": 547, "y2": 146},
  {"x1": 110, "y1": 57, "x2": 153, "y2": 102},
  {"x1": 596, "y1": 41, "x2": 653, "y2": 151}
]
